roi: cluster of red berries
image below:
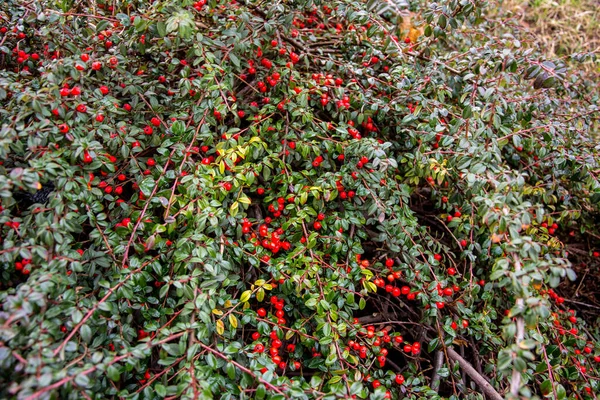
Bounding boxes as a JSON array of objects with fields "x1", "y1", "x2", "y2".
[
  {"x1": 4, "y1": 220, "x2": 20, "y2": 230},
  {"x1": 139, "y1": 370, "x2": 152, "y2": 384},
  {"x1": 347, "y1": 125, "x2": 362, "y2": 140},
  {"x1": 544, "y1": 288, "x2": 565, "y2": 304},
  {"x1": 334, "y1": 177, "x2": 356, "y2": 201},
  {"x1": 243, "y1": 222, "x2": 292, "y2": 255},
  {"x1": 14, "y1": 49, "x2": 40, "y2": 64},
  {"x1": 192, "y1": 0, "x2": 206, "y2": 11},
  {"x1": 311, "y1": 73, "x2": 344, "y2": 87},
  {"x1": 312, "y1": 155, "x2": 324, "y2": 167},
  {"x1": 446, "y1": 209, "x2": 461, "y2": 222},
  {"x1": 360, "y1": 116, "x2": 378, "y2": 134},
  {"x1": 449, "y1": 319, "x2": 470, "y2": 330},
  {"x1": 266, "y1": 196, "x2": 292, "y2": 219},
  {"x1": 137, "y1": 329, "x2": 150, "y2": 340},
  {"x1": 356, "y1": 156, "x2": 369, "y2": 169},
  {"x1": 94, "y1": 171, "x2": 128, "y2": 202},
  {"x1": 432, "y1": 132, "x2": 444, "y2": 149},
  {"x1": 252, "y1": 298, "x2": 301, "y2": 371},
  {"x1": 540, "y1": 220, "x2": 559, "y2": 235},
  {"x1": 336, "y1": 95, "x2": 351, "y2": 109},
  {"x1": 14, "y1": 258, "x2": 32, "y2": 275}
]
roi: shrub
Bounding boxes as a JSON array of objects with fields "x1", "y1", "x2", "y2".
[{"x1": 0, "y1": 0, "x2": 599, "y2": 399}]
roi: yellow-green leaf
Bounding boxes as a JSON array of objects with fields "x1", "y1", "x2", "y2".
[
  {"x1": 240, "y1": 290, "x2": 252, "y2": 303},
  {"x1": 212, "y1": 308, "x2": 223, "y2": 316},
  {"x1": 229, "y1": 314, "x2": 238, "y2": 329}
]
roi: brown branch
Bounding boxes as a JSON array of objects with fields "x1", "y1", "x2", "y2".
[
  {"x1": 446, "y1": 347, "x2": 504, "y2": 400},
  {"x1": 430, "y1": 350, "x2": 444, "y2": 392},
  {"x1": 196, "y1": 342, "x2": 289, "y2": 398},
  {"x1": 510, "y1": 256, "x2": 525, "y2": 397}
]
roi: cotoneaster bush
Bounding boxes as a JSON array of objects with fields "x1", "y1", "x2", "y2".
[{"x1": 0, "y1": 0, "x2": 599, "y2": 399}]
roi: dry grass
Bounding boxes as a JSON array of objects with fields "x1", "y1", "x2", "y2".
[{"x1": 495, "y1": 0, "x2": 599, "y2": 73}]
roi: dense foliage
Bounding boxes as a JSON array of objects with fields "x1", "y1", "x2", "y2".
[{"x1": 0, "y1": 0, "x2": 599, "y2": 399}]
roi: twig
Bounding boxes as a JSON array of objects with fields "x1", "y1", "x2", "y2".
[{"x1": 561, "y1": 298, "x2": 600, "y2": 310}]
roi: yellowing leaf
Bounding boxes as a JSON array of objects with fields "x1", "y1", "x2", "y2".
[
  {"x1": 256, "y1": 288, "x2": 265, "y2": 302},
  {"x1": 254, "y1": 279, "x2": 265, "y2": 287},
  {"x1": 363, "y1": 281, "x2": 378, "y2": 293},
  {"x1": 212, "y1": 308, "x2": 223, "y2": 315},
  {"x1": 229, "y1": 314, "x2": 238, "y2": 329},
  {"x1": 248, "y1": 136, "x2": 262, "y2": 144},
  {"x1": 239, "y1": 194, "x2": 251, "y2": 205},
  {"x1": 216, "y1": 320, "x2": 224, "y2": 335},
  {"x1": 230, "y1": 201, "x2": 239, "y2": 217}
]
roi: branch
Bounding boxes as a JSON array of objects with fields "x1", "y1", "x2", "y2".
[
  {"x1": 510, "y1": 256, "x2": 525, "y2": 397},
  {"x1": 430, "y1": 350, "x2": 444, "y2": 392},
  {"x1": 446, "y1": 348, "x2": 503, "y2": 400},
  {"x1": 197, "y1": 342, "x2": 289, "y2": 398}
]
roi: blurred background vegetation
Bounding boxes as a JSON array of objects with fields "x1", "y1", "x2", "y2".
[{"x1": 498, "y1": 0, "x2": 599, "y2": 74}]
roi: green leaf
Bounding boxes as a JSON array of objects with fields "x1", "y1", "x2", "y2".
[
  {"x1": 80, "y1": 324, "x2": 92, "y2": 343},
  {"x1": 107, "y1": 365, "x2": 120, "y2": 382}
]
